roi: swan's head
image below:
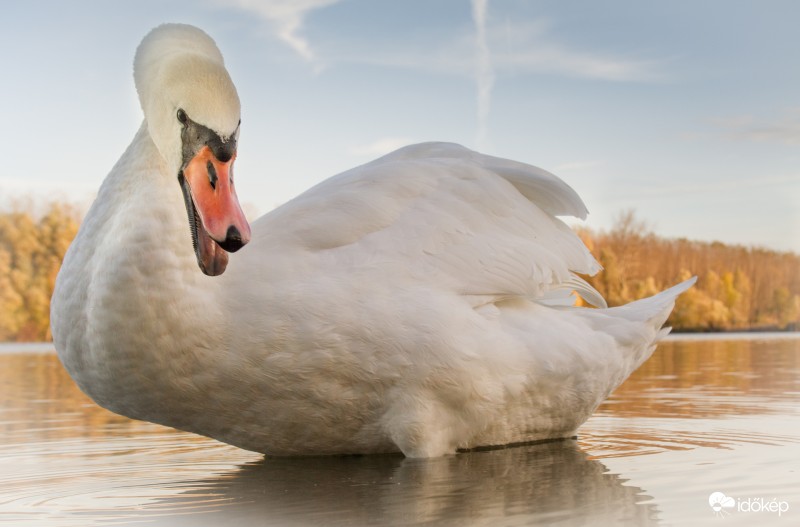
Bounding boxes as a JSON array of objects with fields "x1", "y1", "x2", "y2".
[{"x1": 134, "y1": 24, "x2": 250, "y2": 276}]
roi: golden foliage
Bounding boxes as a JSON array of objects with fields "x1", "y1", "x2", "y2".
[
  {"x1": 0, "y1": 201, "x2": 80, "y2": 341},
  {"x1": 578, "y1": 210, "x2": 800, "y2": 331},
  {"x1": 0, "y1": 202, "x2": 797, "y2": 341}
]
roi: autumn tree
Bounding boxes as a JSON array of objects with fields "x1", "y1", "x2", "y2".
[
  {"x1": 0, "y1": 201, "x2": 80, "y2": 341},
  {"x1": 579, "y1": 210, "x2": 800, "y2": 332},
  {"x1": 0, "y1": 202, "x2": 798, "y2": 339}
]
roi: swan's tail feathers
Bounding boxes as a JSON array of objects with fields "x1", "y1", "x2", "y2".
[
  {"x1": 595, "y1": 276, "x2": 697, "y2": 397},
  {"x1": 608, "y1": 276, "x2": 697, "y2": 330},
  {"x1": 537, "y1": 274, "x2": 608, "y2": 309}
]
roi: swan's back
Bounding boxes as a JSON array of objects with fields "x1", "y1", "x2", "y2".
[
  {"x1": 219, "y1": 142, "x2": 693, "y2": 457},
  {"x1": 243, "y1": 143, "x2": 600, "y2": 298}
]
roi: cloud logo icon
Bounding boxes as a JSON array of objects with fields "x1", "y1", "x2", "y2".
[{"x1": 709, "y1": 492, "x2": 736, "y2": 516}]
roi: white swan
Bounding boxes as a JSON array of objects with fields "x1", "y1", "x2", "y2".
[{"x1": 51, "y1": 24, "x2": 694, "y2": 458}]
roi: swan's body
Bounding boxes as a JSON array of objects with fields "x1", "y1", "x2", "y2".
[{"x1": 51, "y1": 24, "x2": 693, "y2": 457}]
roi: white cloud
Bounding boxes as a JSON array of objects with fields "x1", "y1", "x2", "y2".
[
  {"x1": 348, "y1": 137, "x2": 415, "y2": 158},
  {"x1": 616, "y1": 173, "x2": 800, "y2": 200},
  {"x1": 0, "y1": 179, "x2": 96, "y2": 214},
  {"x1": 492, "y1": 20, "x2": 664, "y2": 82},
  {"x1": 472, "y1": 0, "x2": 494, "y2": 150},
  {"x1": 214, "y1": 2, "x2": 664, "y2": 83},
  {"x1": 553, "y1": 160, "x2": 604, "y2": 172},
  {"x1": 220, "y1": 0, "x2": 340, "y2": 62},
  {"x1": 715, "y1": 110, "x2": 800, "y2": 145},
  {"x1": 326, "y1": 18, "x2": 663, "y2": 83}
]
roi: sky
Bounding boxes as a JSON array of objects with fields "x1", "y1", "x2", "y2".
[{"x1": 1, "y1": 0, "x2": 799, "y2": 253}]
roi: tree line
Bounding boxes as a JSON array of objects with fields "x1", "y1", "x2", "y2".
[
  {"x1": 0, "y1": 203, "x2": 797, "y2": 341},
  {"x1": 0, "y1": 201, "x2": 80, "y2": 341},
  {"x1": 576, "y1": 211, "x2": 799, "y2": 331}
]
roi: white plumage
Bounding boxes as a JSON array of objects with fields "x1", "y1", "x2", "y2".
[{"x1": 51, "y1": 24, "x2": 694, "y2": 458}]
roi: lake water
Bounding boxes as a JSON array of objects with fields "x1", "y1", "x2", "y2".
[{"x1": 1, "y1": 335, "x2": 798, "y2": 526}]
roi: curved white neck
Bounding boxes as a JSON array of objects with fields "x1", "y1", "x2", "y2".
[{"x1": 52, "y1": 122, "x2": 227, "y2": 427}]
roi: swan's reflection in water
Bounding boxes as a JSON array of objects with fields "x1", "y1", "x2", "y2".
[
  {"x1": 133, "y1": 440, "x2": 657, "y2": 527},
  {"x1": 1, "y1": 350, "x2": 655, "y2": 527},
  {"x1": 7, "y1": 338, "x2": 798, "y2": 526}
]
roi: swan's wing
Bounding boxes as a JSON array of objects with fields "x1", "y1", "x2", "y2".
[{"x1": 255, "y1": 142, "x2": 602, "y2": 305}]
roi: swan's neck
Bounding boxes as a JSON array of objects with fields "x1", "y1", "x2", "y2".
[{"x1": 52, "y1": 122, "x2": 226, "y2": 428}]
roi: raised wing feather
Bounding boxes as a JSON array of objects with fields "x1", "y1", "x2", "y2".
[{"x1": 255, "y1": 142, "x2": 602, "y2": 304}]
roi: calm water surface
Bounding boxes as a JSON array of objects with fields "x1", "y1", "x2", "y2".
[{"x1": 1, "y1": 335, "x2": 798, "y2": 526}]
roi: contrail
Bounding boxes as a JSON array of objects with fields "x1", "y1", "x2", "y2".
[
  {"x1": 472, "y1": 0, "x2": 494, "y2": 150},
  {"x1": 224, "y1": 0, "x2": 340, "y2": 64}
]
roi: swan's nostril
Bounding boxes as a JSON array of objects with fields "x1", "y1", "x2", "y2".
[
  {"x1": 206, "y1": 161, "x2": 218, "y2": 189},
  {"x1": 217, "y1": 225, "x2": 246, "y2": 252}
]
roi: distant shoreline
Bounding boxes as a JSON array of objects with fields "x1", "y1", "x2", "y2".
[
  {"x1": 3, "y1": 332, "x2": 800, "y2": 352},
  {"x1": 665, "y1": 330, "x2": 800, "y2": 342},
  {"x1": 0, "y1": 342, "x2": 56, "y2": 354}
]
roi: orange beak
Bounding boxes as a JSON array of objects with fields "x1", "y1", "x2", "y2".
[{"x1": 180, "y1": 146, "x2": 251, "y2": 276}]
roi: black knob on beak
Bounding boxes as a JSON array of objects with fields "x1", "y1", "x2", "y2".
[{"x1": 218, "y1": 225, "x2": 247, "y2": 253}]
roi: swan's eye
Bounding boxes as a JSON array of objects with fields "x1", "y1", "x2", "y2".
[{"x1": 177, "y1": 109, "x2": 188, "y2": 125}]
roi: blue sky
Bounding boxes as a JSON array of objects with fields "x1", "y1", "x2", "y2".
[{"x1": 1, "y1": 1, "x2": 799, "y2": 252}]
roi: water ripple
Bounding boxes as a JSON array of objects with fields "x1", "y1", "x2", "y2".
[{"x1": 0, "y1": 336, "x2": 798, "y2": 526}]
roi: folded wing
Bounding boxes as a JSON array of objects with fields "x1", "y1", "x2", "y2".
[{"x1": 258, "y1": 142, "x2": 603, "y2": 305}]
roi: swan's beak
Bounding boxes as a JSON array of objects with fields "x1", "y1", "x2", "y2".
[{"x1": 179, "y1": 146, "x2": 251, "y2": 276}]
